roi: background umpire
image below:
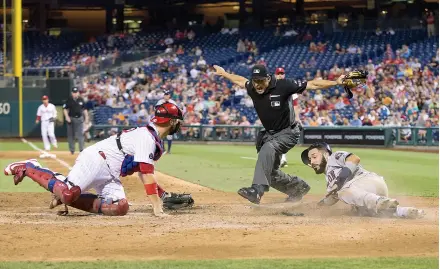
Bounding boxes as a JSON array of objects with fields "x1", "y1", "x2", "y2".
[
  {"x1": 213, "y1": 64, "x2": 345, "y2": 204},
  {"x1": 63, "y1": 87, "x2": 89, "y2": 154}
]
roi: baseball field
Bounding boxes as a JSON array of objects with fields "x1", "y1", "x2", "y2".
[{"x1": 0, "y1": 140, "x2": 438, "y2": 269}]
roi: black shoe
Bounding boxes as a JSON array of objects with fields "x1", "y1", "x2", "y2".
[
  {"x1": 70, "y1": 151, "x2": 74, "y2": 155},
  {"x1": 238, "y1": 187, "x2": 262, "y2": 204},
  {"x1": 285, "y1": 183, "x2": 311, "y2": 203}
]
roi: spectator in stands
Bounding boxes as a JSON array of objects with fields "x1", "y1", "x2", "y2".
[
  {"x1": 250, "y1": 41, "x2": 259, "y2": 55},
  {"x1": 334, "y1": 43, "x2": 344, "y2": 54},
  {"x1": 309, "y1": 42, "x2": 318, "y2": 53},
  {"x1": 237, "y1": 39, "x2": 246, "y2": 53},
  {"x1": 399, "y1": 45, "x2": 411, "y2": 59},
  {"x1": 195, "y1": 46, "x2": 203, "y2": 56},
  {"x1": 426, "y1": 12, "x2": 436, "y2": 37},
  {"x1": 350, "y1": 114, "x2": 362, "y2": 127},
  {"x1": 187, "y1": 29, "x2": 196, "y2": 40},
  {"x1": 303, "y1": 31, "x2": 312, "y2": 41}
]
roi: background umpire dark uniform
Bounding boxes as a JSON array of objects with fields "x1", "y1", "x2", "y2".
[
  {"x1": 213, "y1": 64, "x2": 345, "y2": 204},
  {"x1": 63, "y1": 87, "x2": 89, "y2": 154}
]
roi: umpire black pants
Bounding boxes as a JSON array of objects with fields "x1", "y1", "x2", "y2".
[
  {"x1": 67, "y1": 116, "x2": 85, "y2": 153},
  {"x1": 252, "y1": 124, "x2": 306, "y2": 195}
]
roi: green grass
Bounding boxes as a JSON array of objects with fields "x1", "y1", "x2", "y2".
[
  {"x1": 0, "y1": 141, "x2": 438, "y2": 197},
  {"x1": 0, "y1": 159, "x2": 47, "y2": 192},
  {"x1": 0, "y1": 257, "x2": 437, "y2": 269},
  {"x1": 156, "y1": 144, "x2": 439, "y2": 197}
]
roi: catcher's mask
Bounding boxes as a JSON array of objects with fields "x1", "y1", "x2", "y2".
[
  {"x1": 301, "y1": 142, "x2": 333, "y2": 166},
  {"x1": 151, "y1": 102, "x2": 184, "y2": 135}
]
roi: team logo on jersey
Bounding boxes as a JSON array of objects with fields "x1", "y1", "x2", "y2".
[
  {"x1": 149, "y1": 153, "x2": 154, "y2": 160},
  {"x1": 271, "y1": 101, "x2": 281, "y2": 107}
]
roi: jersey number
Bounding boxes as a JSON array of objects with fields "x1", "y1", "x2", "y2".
[
  {"x1": 0, "y1": 103, "x2": 10, "y2": 115},
  {"x1": 328, "y1": 170, "x2": 337, "y2": 183}
]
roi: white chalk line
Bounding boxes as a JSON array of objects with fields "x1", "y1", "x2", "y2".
[
  {"x1": 240, "y1": 156, "x2": 257, "y2": 160},
  {"x1": 21, "y1": 138, "x2": 73, "y2": 170}
]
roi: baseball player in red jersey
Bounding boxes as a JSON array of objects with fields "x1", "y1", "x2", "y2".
[
  {"x1": 275, "y1": 68, "x2": 301, "y2": 168},
  {"x1": 4, "y1": 102, "x2": 189, "y2": 217}
]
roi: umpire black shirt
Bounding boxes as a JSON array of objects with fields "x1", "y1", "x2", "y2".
[
  {"x1": 63, "y1": 97, "x2": 85, "y2": 118},
  {"x1": 245, "y1": 75, "x2": 307, "y2": 131}
]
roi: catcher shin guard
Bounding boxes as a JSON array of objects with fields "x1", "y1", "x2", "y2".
[
  {"x1": 25, "y1": 163, "x2": 81, "y2": 205},
  {"x1": 69, "y1": 194, "x2": 129, "y2": 216}
]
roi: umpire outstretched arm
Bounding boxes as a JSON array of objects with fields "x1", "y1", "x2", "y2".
[{"x1": 213, "y1": 65, "x2": 345, "y2": 91}]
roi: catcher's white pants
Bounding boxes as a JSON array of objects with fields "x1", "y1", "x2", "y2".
[
  {"x1": 337, "y1": 173, "x2": 388, "y2": 212},
  {"x1": 41, "y1": 121, "x2": 57, "y2": 151},
  {"x1": 66, "y1": 146, "x2": 126, "y2": 201}
]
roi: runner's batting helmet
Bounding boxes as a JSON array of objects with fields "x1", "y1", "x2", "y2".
[
  {"x1": 301, "y1": 142, "x2": 332, "y2": 165},
  {"x1": 151, "y1": 102, "x2": 184, "y2": 124}
]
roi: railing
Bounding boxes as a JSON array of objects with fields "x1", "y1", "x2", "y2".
[
  {"x1": 20, "y1": 49, "x2": 163, "y2": 78},
  {"x1": 91, "y1": 125, "x2": 439, "y2": 147}
]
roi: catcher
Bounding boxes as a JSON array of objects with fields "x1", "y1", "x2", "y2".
[
  {"x1": 213, "y1": 65, "x2": 367, "y2": 204},
  {"x1": 301, "y1": 142, "x2": 425, "y2": 219},
  {"x1": 4, "y1": 102, "x2": 194, "y2": 217}
]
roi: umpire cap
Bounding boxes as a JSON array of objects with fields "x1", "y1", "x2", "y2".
[
  {"x1": 251, "y1": 65, "x2": 270, "y2": 79},
  {"x1": 301, "y1": 142, "x2": 333, "y2": 165}
]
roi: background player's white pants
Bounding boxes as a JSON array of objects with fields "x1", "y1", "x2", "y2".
[
  {"x1": 67, "y1": 146, "x2": 126, "y2": 201},
  {"x1": 41, "y1": 121, "x2": 57, "y2": 151},
  {"x1": 337, "y1": 173, "x2": 388, "y2": 212}
]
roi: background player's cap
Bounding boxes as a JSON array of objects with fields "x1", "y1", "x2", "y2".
[
  {"x1": 251, "y1": 65, "x2": 269, "y2": 79},
  {"x1": 42, "y1": 95, "x2": 48, "y2": 100},
  {"x1": 164, "y1": 89, "x2": 171, "y2": 96},
  {"x1": 71, "y1": 87, "x2": 79, "y2": 93},
  {"x1": 275, "y1": 67, "x2": 285, "y2": 74}
]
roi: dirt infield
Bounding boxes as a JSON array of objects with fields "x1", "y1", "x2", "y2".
[{"x1": 0, "y1": 151, "x2": 438, "y2": 261}]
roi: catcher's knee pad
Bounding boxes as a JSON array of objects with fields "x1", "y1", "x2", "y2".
[{"x1": 70, "y1": 194, "x2": 129, "y2": 216}]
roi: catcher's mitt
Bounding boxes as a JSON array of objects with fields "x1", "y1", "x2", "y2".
[
  {"x1": 163, "y1": 193, "x2": 194, "y2": 210},
  {"x1": 342, "y1": 70, "x2": 368, "y2": 99}
]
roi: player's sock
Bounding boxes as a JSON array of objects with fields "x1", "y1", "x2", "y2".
[
  {"x1": 167, "y1": 140, "x2": 172, "y2": 153},
  {"x1": 25, "y1": 163, "x2": 81, "y2": 205},
  {"x1": 157, "y1": 184, "x2": 167, "y2": 199}
]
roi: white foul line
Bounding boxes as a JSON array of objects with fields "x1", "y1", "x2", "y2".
[
  {"x1": 21, "y1": 138, "x2": 73, "y2": 170},
  {"x1": 240, "y1": 156, "x2": 257, "y2": 160}
]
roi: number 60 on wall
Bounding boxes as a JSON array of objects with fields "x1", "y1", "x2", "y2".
[{"x1": 0, "y1": 102, "x2": 11, "y2": 115}]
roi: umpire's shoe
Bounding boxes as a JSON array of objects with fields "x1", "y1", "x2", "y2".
[
  {"x1": 238, "y1": 186, "x2": 262, "y2": 204},
  {"x1": 285, "y1": 182, "x2": 311, "y2": 203}
]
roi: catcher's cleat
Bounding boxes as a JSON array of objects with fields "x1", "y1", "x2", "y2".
[
  {"x1": 238, "y1": 187, "x2": 262, "y2": 204},
  {"x1": 4, "y1": 159, "x2": 41, "y2": 175},
  {"x1": 4, "y1": 159, "x2": 42, "y2": 185}
]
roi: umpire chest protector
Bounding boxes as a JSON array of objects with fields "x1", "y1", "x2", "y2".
[
  {"x1": 118, "y1": 125, "x2": 164, "y2": 177},
  {"x1": 246, "y1": 75, "x2": 306, "y2": 131}
]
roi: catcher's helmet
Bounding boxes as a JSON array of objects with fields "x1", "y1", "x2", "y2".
[
  {"x1": 151, "y1": 102, "x2": 184, "y2": 124},
  {"x1": 301, "y1": 142, "x2": 333, "y2": 165}
]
